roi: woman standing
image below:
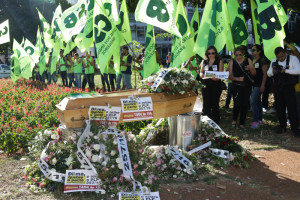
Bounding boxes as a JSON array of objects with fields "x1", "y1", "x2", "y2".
[
  {"x1": 200, "y1": 46, "x2": 224, "y2": 124},
  {"x1": 66, "y1": 54, "x2": 75, "y2": 88},
  {"x1": 250, "y1": 45, "x2": 268, "y2": 128},
  {"x1": 84, "y1": 52, "x2": 95, "y2": 90},
  {"x1": 229, "y1": 46, "x2": 256, "y2": 128}
]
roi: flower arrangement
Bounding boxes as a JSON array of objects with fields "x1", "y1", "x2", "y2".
[{"x1": 137, "y1": 68, "x2": 202, "y2": 95}]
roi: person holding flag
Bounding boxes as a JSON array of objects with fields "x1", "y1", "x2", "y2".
[
  {"x1": 108, "y1": 56, "x2": 116, "y2": 91},
  {"x1": 200, "y1": 46, "x2": 224, "y2": 124},
  {"x1": 58, "y1": 50, "x2": 68, "y2": 87},
  {"x1": 74, "y1": 53, "x2": 84, "y2": 89},
  {"x1": 66, "y1": 54, "x2": 75, "y2": 88},
  {"x1": 84, "y1": 52, "x2": 95, "y2": 91}
]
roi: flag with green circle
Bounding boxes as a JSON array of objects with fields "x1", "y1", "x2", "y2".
[
  {"x1": 37, "y1": 9, "x2": 53, "y2": 49},
  {"x1": 0, "y1": 20, "x2": 9, "y2": 45},
  {"x1": 143, "y1": 24, "x2": 158, "y2": 78},
  {"x1": 116, "y1": 0, "x2": 132, "y2": 46},
  {"x1": 135, "y1": 0, "x2": 181, "y2": 37},
  {"x1": 190, "y1": 6, "x2": 199, "y2": 40},
  {"x1": 227, "y1": 0, "x2": 248, "y2": 46}
]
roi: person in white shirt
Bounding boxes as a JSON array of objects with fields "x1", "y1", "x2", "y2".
[{"x1": 267, "y1": 47, "x2": 300, "y2": 136}]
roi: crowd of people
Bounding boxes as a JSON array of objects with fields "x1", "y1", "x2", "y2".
[
  {"x1": 29, "y1": 42, "x2": 300, "y2": 137},
  {"x1": 199, "y1": 43, "x2": 300, "y2": 137}
]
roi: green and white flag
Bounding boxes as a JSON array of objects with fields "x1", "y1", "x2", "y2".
[
  {"x1": 135, "y1": 0, "x2": 181, "y2": 37},
  {"x1": 64, "y1": 36, "x2": 76, "y2": 56},
  {"x1": 51, "y1": 44, "x2": 60, "y2": 74},
  {"x1": 75, "y1": 0, "x2": 95, "y2": 52},
  {"x1": 116, "y1": 0, "x2": 132, "y2": 46},
  {"x1": 24, "y1": 39, "x2": 39, "y2": 64},
  {"x1": 13, "y1": 39, "x2": 33, "y2": 79},
  {"x1": 190, "y1": 6, "x2": 199, "y2": 39},
  {"x1": 94, "y1": 0, "x2": 121, "y2": 72},
  {"x1": 194, "y1": 0, "x2": 233, "y2": 58},
  {"x1": 36, "y1": 27, "x2": 47, "y2": 76},
  {"x1": 250, "y1": 0, "x2": 262, "y2": 45},
  {"x1": 0, "y1": 20, "x2": 10, "y2": 45},
  {"x1": 97, "y1": 0, "x2": 119, "y2": 22},
  {"x1": 37, "y1": 9, "x2": 53, "y2": 49},
  {"x1": 59, "y1": 0, "x2": 87, "y2": 42},
  {"x1": 51, "y1": 4, "x2": 65, "y2": 49},
  {"x1": 256, "y1": 0, "x2": 287, "y2": 60},
  {"x1": 10, "y1": 51, "x2": 21, "y2": 82},
  {"x1": 170, "y1": 0, "x2": 195, "y2": 68},
  {"x1": 227, "y1": 0, "x2": 248, "y2": 46},
  {"x1": 143, "y1": 24, "x2": 158, "y2": 78}
]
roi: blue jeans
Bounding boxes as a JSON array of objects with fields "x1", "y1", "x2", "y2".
[
  {"x1": 74, "y1": 73, "x2": 81, "y2": 89},
  {"x1": 116, "y1": 74, "x2": 122, "y2": 90},
  {"x1": 250, "y1": 87, "x2": 262, "y2": 122},
  {"x1": 47, "y1": 72, "x2": 56, "y2": 84},
  {"x1": 68, "y1": 73, "x2": 74, "y2": 88},
  {"x1": 122, "y1": 73, "x2": 132, "y2": 89}
]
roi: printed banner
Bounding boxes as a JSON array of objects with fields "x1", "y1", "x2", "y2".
[
  {"x1": 209, "y1": 148, "x2": 230, "y2": 159},
  {"x1": 88, "y1": 106, "x2": 121, "y2": 126},
  {"x1": 64, "y1": 170, "x2": 104, "y2": 193},
  {"x1": 201, "y1": 116, "x2": 228, "y2": 137},
  {"x1": 121, "y1": 97, "x2": 153, "y2": 121},
  {"x1": 188, "y1": 141, "x2": 212, "y2": 155},
  {"x1": 168, "y1": 147, "x2": 194, "y2": 174},
  {"x1": 0, "y1": 20, "x2": 9, "y2": 44},
  {"x1": 151, "y1": 68, "x2": 172, "y2": 91},
  {"x1": 119, "y1": 191, "x2": 160, "y2": 200},
  {"x1": 204, "y1": 71, "x2": 229, "y2": 80}
]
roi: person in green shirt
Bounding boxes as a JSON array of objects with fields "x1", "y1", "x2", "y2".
[
  {"x1": 47, "y1": 53, "x2": 57, "y2": 84},
  {"x1": 83, "y1": 52, "x2": 95, "y2": 90},
  {"x1": 74, "y1": 53, "x2": 84, "y2": 89},
  {"x1": 107, "y1": 56, "x2": 115, "y2": 91},
  {"x1": 58, "y1": 50, "x2": 68, "y2": 87},
  {"x1": 66, "y1": 54, "x2": 75, "y2": 88}
]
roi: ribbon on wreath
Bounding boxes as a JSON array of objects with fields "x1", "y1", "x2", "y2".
[{"x1": 167, "y1": 146, "x2": 194, "y2": 174}]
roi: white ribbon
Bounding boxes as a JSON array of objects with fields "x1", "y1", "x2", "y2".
[
  {"x1": 151, "y1": 68, "x2": 172, "y2": 91},
  {"x1": 188, "y1": 141, "x2": 212, "y2": 155},
  {"x1": 39, "y1": 142, "x2": 65, "y2": 182},
  {"x1": 168, "y1": 147, "x2": 194, "y2": 174},
  {"x1": 143, "y1": 118, "x2": 164, "y2": 144},
  {"x1": 209, "y1": 148, "x2": 230, "y2": 159},
  {"x1": 201, "y1": 116, "x2": 228, "y2": 137}
]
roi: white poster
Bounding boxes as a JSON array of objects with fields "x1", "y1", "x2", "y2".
[
  {"x1": 121, "y1": 97, "x2": 153, "y2": 121},
  {"x1": 89, "y1": 106, "x2": 121, "y2": 126}
]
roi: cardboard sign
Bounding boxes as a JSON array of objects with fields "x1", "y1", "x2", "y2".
[
  {"x1": 121, "y1": 97, "x2": 153, "y2": 121},
  {"x1": 89, "y1": 106, "x2": 121, "y2": 126},
  {"x1": 64, "y1": 170, "x2": 104, "y2": 193}
]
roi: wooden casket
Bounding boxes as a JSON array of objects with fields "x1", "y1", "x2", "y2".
[{"x1": 56, "y1": 90, "x2": 197, "y2": 128}]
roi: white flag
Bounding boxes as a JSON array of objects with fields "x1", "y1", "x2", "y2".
[{"x1": 0, "y1": 20, "x2": 10, "y2": 44}]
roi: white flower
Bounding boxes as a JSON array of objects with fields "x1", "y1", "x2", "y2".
[
  {"x1": 111, "y1": 150, "x2": 116, "y2": 156},
  {"x1": 50, "y1": 168, "x2": 56, "y2": 173},
  {"x1": 179, "y1": 91, "x2": 185, "y2": 95},
  {"x1": 116, "y1": 158, "x2": 121, "y2": 163},
  {"x1": 51, "y1": 157, "x2": 57, "y2": 165},
  {"x1": 229, "y1": 153, "x2": 235, "y2": 161},
  {"x1": 65, "y1": 156, "x2": 73, "y2": 166},
  {"x1": 147, "y1": 76, "x2": 154, "y2": 82},
  {"x1": 92, "y1": 155, "x2": 99, "y2": 162},
  {"x1": 160, "y1": 79, "x2": 165, "y2": 84},
  {"x1": 102, "y1": 161, "x2": 107, "y2": 166},
  {"x1": 85, "y1": 150, "x2": 92, "y2": 158},
  {"x1": 94, "y1": 136, "x2": 98, "y2": 140},
  {"x1": 138, "y1": 161, "x2": 143, "y2": 165},
  {"x1": 113, "y1": 139, "x2": 117, "y2": 145},
  {"x1": 51, "y1": 133, "x2": 59, "y2": 140},
  {"x1": 93, "y1": 144, "x2": 101, "y2": 151},
  {"x1": 118, "y1": 163, "x2": 122, "y2": 169},
  {"x1": 169, "y1": 159, "x2": 176, "y2": 164},
  {"x1": 173, "y1": 175, "x2": 177, "y2": 178},
  {"x1": 111, "y1": 165, "x2": 115, "y2": 169},
  {"x1": 182, "y1": 80, "x2": 188, "y2": 85}
]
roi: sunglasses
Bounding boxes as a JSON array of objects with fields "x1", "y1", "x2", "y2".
[
  {"x1": 207, "y1": 52, "x2": 215, "y2": 55},
  {"x1": 251, "y1": 49, "x2": 257, "y2": 52},
  {"x1": 235, "y1": 54, "x2": 243, "y2": 57}
]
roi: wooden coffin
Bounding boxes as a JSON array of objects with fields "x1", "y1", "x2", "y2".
[{"x1": 56, "y1": 90, "x2": 197, "y2": 128}]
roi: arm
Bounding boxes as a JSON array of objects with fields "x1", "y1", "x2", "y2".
[
  {"x1": 285, "y1": 56, "x2": 300, "y2": 75},
  {"x1": 260, "y1": 64, "x2": 268, "y2": 93},
  {"x1": 246, "y1": 58, "x2": 256, "y2": 76},
  {"x1": 200, "y1": 60, "x2": 205, "y2": 78},
  {"x1": 285, "y1": 42, "x2": 300, "y2": 60},
  {"x1": 267, "y1": 62, "x2": 274, "y2": 77},
  {"x1": 121, "y1": 55, "x2": 132, "y2": 67}
]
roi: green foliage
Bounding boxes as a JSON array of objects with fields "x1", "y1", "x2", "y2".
[{"x1": 117, "y1": 120, "x2": 152, "y2": 135}]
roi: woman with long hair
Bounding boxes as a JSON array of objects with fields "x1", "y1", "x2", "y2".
[
  {"x1": 229, "y1": 46, "x2": 256, "y2": 129},
  {"x1": 250, "y1": 44, "x2": 268, "y2": 128},
  {"x1": 200, "y1": 46, "x2": 224, "y2": 124}
]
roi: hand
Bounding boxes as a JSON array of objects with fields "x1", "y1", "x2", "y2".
[
  {"x1": 245, "y1": 65, "x2": 250, "y2": 71},
  {"x1": 260, "y1": 85, "x2": 265, "y2": 93},
  {"x1": 281, "y1": 69, "x2": 286, "y2": 73},
  {"x1": 238, "y1": 77, "x2": 244, "y2": 82},
  {"x1": 211, "y1": 77, "x2": 219, "y2": 81}
]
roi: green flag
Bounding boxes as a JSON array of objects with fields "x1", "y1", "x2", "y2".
[
  {"x1": 58, "y1": 0, "x2": 87, "y2": 42},
  {"x1": 97, "y1": 0, "x2": 119, "y2": 22},
  {"x1": 37, "y1": 9, "x2": 53, "y2": 49},
  {"x1": 170, "y1": 0, "x2": 195, "y2": 68},
  {"x1": 135, "y1": 0, "x2": 181, "y2": 37},
  {"x1": 36, "y1": 27, "x2": 47, "y2": 76},
  {"x1": 194, "y1": 0, "x2": 233, "y2": 58},
  {"x1": 51, "y1": 4, "x2": 65, "y2": 50},
  {"x1": 250, "y1": 0, "x2": 262, "y2": 45},
  {"x1": 51, "y1": 44, "x2": 60, "y2": 74},
  {"x1": 256, "y1": 0, "x2": 287, "y2": 60},
  {"x1": 75, "y1": 0, "x2": 95, "y2": 52},
  {"x1": 0, "y1": 20, "x2": 10, "y2": 45},
  {"x1": 24, "y1": 39, "x2": 39, "y2": 64},
  {"x1": 143, "y1": 25, "x2": 158, "y2": 78},
  {"x1": 227, "y1": 0, "x2": 248, "y2": 46},
  {"x1": 64, "y1": 36, "x2": 76, "y2": 56},
  {"x1": 190, "y1": 6, "x2": 199, "y2": 40},
  {"x1": 13, "y1": 39, "x2": 34, "y2": 79},
  {"x1": 10, "y1": 50, "x2": 22, "y2": 82},
  {"x1": 94, "y1": 0, "x2": 121, "y2": 72},
  {"x1": 116, "y1": 0, "x2": 132, "y2": 46}
]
